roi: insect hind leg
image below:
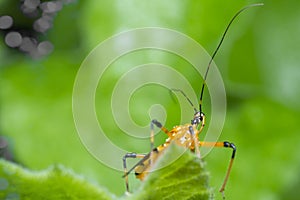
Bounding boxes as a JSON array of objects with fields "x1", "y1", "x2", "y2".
[
  {"x1": 122, "y1": 153, "x2": 146, "y2": 193},
  {"x1": 199, "y1": 141, "x2": 236, "y2": 199},
  {"x1": 123, "y1": 119, "x2": 170, "y2": 193}
]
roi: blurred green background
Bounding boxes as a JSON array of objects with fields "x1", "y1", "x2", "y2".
[{"x1": 1, "y1": 0, "x2": 300, "y2": 199}]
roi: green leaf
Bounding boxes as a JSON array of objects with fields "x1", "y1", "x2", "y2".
[
  {"x1": 0, "y1": 145, "x2": 210, "y2": 200},
  {"x1": 127, "y1": 143, "x2": 210, "y2": 200},
  {"x1": 0, "y1": 159, "x2": 115, "y2": 200}
]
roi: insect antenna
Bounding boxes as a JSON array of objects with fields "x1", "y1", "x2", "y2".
[
  {"x1": 199, "y1": 3, "x2": 264, "y2": 113},
  {"x1": 170, "y1": 88, "x2": 198, "y2": 113}
]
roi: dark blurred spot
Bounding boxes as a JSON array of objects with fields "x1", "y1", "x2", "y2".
[
  {"x1": 19, "y1": 36, "x2": 37, "y2": 53},
  {"x1": 33, "y1": 17, "x2": 52, "y2": 33},
  {"x1": 0, "y1": 15, "x2": 13, "y2": 29},
  {"x1": 1, "y1": 0, "x2": 77, "y2": 58},
  {"x1": 40, "y1": 1, "x2": 63, "y2": 13},
  {"x1": 4, "y1": 32, "x2": 22, "y2": 48},
  {"x1": 37, "y1": 41, "x2": 54, "y2": 55},
  {"x1": 24, "y1": 0, "x2": 41, "y2": 9},
  {"x1": 20, "y1": 4, "x2": 40, "y2": 18}
]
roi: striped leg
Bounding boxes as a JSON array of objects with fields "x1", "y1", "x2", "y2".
[
  {"x1": 122, "y1": 153, "x2": 146, "y2": 192},
  {"x1": 199, "y1": 141, "x2": 236, "y2": 198},
  {"x1": 151, "y1": 119, "x2": 170, "y2": 150},
  {"x1": 123, "y1": 120, "x2": 170, "y2": 193},
  {"x1": 188, "y1": 126, "x2": 201, "y2": 158}
]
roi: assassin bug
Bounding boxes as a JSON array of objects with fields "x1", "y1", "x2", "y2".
[{"x1": 122, "y1": 3, "x2": 263, "y2": 197}]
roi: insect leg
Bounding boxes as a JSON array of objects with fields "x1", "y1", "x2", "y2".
[
  {"x1": 151, "y1": 119, "x2": 170, "y2": 150},
  {"x1": 170, "y1": 88, "x2": 198, "y2": 113},
  {"x1": 122, "y1": 153, "x2": 146, "y2": 192},
  {"x1": 189, "y1": 126, "x2": 201, "y2": 158},
  {"x1": 199, "y1": 141, "x2": 236, "y2": 198}
]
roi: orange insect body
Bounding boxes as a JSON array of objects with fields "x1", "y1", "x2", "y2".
[
  {"x1": 134, "y1": 124, "x2": 198, "y2": 177},
  {"x1": 133, "y1": 123, "x2": 199, "y2": 181},
  {"x1": 125, "y1": 112, "x2": 205, "y2": 183},
  {"x1": 122, "y1": 3, "x2": 263, "y2": 198}
]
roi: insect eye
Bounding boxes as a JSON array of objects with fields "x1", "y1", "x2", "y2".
[{"x1": 200, "y1": 112, "x2": 205, "y2": 121}]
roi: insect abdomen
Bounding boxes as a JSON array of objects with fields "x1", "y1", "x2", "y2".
[{"x1": 134, "y1": 148, "x2": 160, "y2": 180}]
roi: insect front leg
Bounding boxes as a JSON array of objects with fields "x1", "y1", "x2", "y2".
[
  {"x1": 188, "y1": 126, "x2": 201, "y2": 158},
  {"x1": 198, "y1": 112, "x2": 206, "y2": 133},
  {"x1": 151, "y1": 119, "x2": 170, "y2": 150}
]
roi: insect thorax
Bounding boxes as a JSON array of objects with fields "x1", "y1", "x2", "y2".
[{"x1": 167, "y1": 124, "x2": 198, "y2": 149}]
